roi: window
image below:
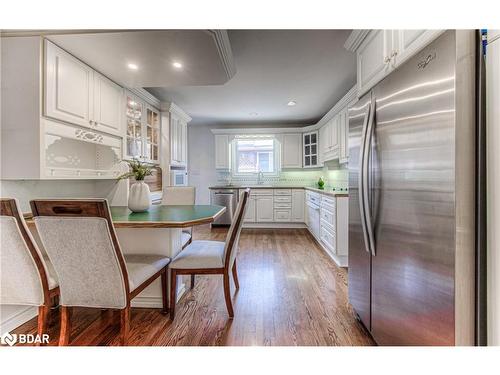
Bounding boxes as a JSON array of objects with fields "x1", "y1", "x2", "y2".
[{"x1": 232, "y1": 137, "x2": 279, "y2": 176}]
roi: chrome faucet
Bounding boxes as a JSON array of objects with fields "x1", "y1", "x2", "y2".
[{"x1": 257, "y1": 171, "x2": 264, "y2": 185}]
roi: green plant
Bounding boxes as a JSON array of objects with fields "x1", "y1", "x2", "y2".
[{"x1": 117, "y1": 158, "x2": 153, "y2": 181}]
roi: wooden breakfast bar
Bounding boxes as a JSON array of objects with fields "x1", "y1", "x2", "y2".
[{"x1": 110, "y1": 204, "x2": 226, "y2": 307}]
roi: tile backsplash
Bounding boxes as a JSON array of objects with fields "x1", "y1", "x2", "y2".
[{"x1": 217, "y1": 161, "x2": 348, "y2": 189}]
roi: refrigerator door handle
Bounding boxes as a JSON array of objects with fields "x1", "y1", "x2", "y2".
[
  {"x1": 362, "y1": 97, "x2": 377, "y2": 256},
  {"x1": 358, "y1": 101, "x2": 372, "y2": 254}
]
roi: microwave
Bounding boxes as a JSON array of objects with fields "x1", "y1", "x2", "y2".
[{"x1": 170, "y1": 170, "x2": 188, "y2": 186}]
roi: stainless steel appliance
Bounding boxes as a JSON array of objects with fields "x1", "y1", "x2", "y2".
[
  {"x1": 348, "y1": 31, "x2": 480, "y2": 345},
  {"x1": 211, "y1": 189, "x2": 238, "y2": 226}
]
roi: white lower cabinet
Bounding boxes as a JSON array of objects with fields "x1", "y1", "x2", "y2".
[
  {"x1": 244, "y1": 196, "x2": 257, "y2": 222},
  {"x1": 291, "y1": 189, "x2": 305, "y2": 222},
  {"x1": 255, "y1": 195, "x2": 274, "y2": 222}
]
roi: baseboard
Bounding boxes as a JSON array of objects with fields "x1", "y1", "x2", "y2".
[
  {"x1": 243, "y1": 222, "x2": 307, "y2": 229},
  {"x1": 131, "y1": 283, "x2": 187, "y2": 308},
  {"x1": 0, "y1": 306, "x2": 38, "y2": 335}
]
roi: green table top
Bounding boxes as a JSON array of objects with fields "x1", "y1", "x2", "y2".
[{"x1": 110, "y1": 205, "x2": 226, "y2": 228}]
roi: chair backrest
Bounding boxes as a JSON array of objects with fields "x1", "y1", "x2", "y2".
[
  {"x1": 30, "y1": 199, "x2": 130, "y2": 309},
  {"x1": 0, "y1": 198, "x2": 52, "y2": 306},
  {"x1": 161, "y1": 186, "x2": 196, "y2": 206},
  {"x1": 223, "y1": 188, "x2": 250, "y2": 269}
]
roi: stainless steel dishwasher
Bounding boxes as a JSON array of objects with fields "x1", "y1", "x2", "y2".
[{"x1": 210, "y1": 189, "x2": 238, "y2": 226}]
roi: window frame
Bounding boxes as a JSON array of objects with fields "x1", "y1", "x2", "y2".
[{"x1": 230, "y1": 135, "x2": 280, "y2": 178}]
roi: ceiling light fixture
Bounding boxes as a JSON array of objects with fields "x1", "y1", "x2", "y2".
[
  {"x1": 127, "y1": 63, "x2": 139, "y2": 70},
  {"x1": 172, "y1": 61, "x2": 183, "y2": 69},
  {"x1": 287, "y1": 101, "x2": 297, "y2": 106},
  {"x1": 249, "y1": 112, "x2": 258, "y2": 116}
]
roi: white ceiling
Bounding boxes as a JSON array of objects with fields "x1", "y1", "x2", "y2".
[
  {"x1": 147, "y1": 30, "x2": 356, "y2": 126},
  {"x1": 47, "y1": 30, "x2": 233, "y2": 87}
]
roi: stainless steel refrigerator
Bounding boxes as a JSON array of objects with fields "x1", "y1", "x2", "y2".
[{"x1": 348, "y1": 30, "x2": 480, "y2": 346}]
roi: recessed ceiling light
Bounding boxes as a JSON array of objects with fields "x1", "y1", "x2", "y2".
[
  {"x1": 127, "y1": 63, "x2": 138, "y2": 70},
  {"x1": 172, "y1": 61, "x2": 183, "y2": 69},
  {"x1": 287, "y1": 101, "x2": 297, "y2": 106}
]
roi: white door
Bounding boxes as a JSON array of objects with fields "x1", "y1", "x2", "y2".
[
  {"x1": 215, "y1": 135, "x2": 230, "y2": 169},
  {"x1": 291, "y1": 189, "x2": 305, "y2": 222},
  {"x1": 93, "y1": 73, "x2": 123, "y2": 136},
  {"x1": 256, "y1": 196, "x2": 274, "y2": 222},
  {"x1": 357, "y1": 30, "x2": 393, "y2": 96},
  {"x1": 244, "y1": 197, "x2": 256, "y2": 222},
  {"x1": 44, "y1": 40, "x2": 93, "y2": 128},
  {"x1": 282, "y1": 133, "x2": 302, "y2": 168}
]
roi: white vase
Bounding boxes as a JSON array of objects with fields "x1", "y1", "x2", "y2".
[{"x1": 128, "y1": 181, "x2": 151, "y2": 212}]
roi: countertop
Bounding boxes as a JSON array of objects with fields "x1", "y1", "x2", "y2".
[{"x1": 209, "y1": 185, "x2": 348, "y2": 197}]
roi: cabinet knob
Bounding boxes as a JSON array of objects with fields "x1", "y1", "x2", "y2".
[
  {"x1": 384, "y1": 56, "x2": 391, "y2": 64},
  {"x1": 391, "y1": 50, "x2": 398, "y2": 57}
]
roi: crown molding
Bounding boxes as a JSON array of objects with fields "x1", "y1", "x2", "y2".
[
  {"x1": 206, "y1": 30, "x2": 237, "y2": 81},
  {"x1": 128, "y1": 88, "x2": 161, "y2": 109},
  {"x1": 160, "y1": 102, "x2": 192, "y2": 123},
  {"x1": 344, "y1": 30, "x2": 371, "y2": 52},
  {"x1": 211, "y1": 127, "x2": 312, "y2": 135},
  {"x1": 315, "y1": 85, "x2": 357, "y2": 128}
]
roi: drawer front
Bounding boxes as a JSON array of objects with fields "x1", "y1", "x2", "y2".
[
  {"x1": 306, "y1": 192, "x2": 321, "y2": 205},
  {"x1": 252, "y1": 189, "x2": 274, "y2": 196},
  {"x1": 274, "y1": 189, "x2": 292, "y2": 196},
  {"x1": 274, "y1": 209, "x2": 292, "y2": 222},
  {"x1": 274, "y1": 202, "x2": 292, "y2": 209},
  {"x1": 321, "y1": 195, "x2": 335, "y2": 207},
  {"x1": 274, "y1": 196, "x2": 292, "y2": 203},
  {"x1": 320, "y1": 224, "x2": 336, "y2": 253},
  {"x1": 320, "y1": 208, "x2": 336, "y2": 228}
]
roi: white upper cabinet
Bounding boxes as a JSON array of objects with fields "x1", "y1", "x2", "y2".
[
  {"x1": 93, "y1": 73, "x2": 123, "y2": 136},
  {"x1": 338, "y1": 108, "x2": 349, "y2": 164},
  {"x1": 320, "y1": 116, "x2": 340, "y2": 163},
  {"x1": 354, "y1": 30, "x2": 444, "y2": 96},
  {"x1": 303, "y1": 131, "x2": 319, "y2": 168},
  {"x1": 168, "y1": 105, "x2": 190, "y2": 168},
  {"x1": 45, "y1": 40, "x2": 93, "y2": 129},
  {"x1": 395, "y1": 30, "x2": 445, "y2": 67},
  {"x1": 215, "y1": 134, "x2": 231, "y2": 170},
  {"x1": 357, "y1": 30, "x2": 393, "y2": 97},
  {"x1": 44, "y1": 40, "x2": 124, "y2": 136},
  {"x1": 282, "y1": 133, "x2": 302, "y2": 168}
]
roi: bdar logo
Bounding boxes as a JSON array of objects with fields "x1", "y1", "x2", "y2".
[{"x1": 1, "y1": 332, "x2": 17, "y2": 346}]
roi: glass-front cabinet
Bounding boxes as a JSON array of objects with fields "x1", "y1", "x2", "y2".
[
  {"x1": 124, "y1": 93, "x2": 160, "y2": 164},
  {"x1": 303, "y1": 131, "x2": 319, "y2": 167}
]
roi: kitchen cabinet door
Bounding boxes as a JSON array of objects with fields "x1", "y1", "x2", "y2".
[
  {"x1": 124, "y1": 94, "x2": 144, "y2": 160},
  {"x1": 215, "y1": 134, "x2": 230, "y2": 169},
  {"x1": 357, "y1": 30, "x2": 393, "y2": 96},
  {"x1": 44, "y1": 40, "x2": 93, "y2": 129},
  {"x1": 282, "y1": 133, "x2": 302, "y2": 168},
  {"x1": 339, "y1": 108, "x2": 349, "y2": 164},
  {"x1": 256, "y1": 196, "x2": 274, "y2": 222},
  {"x1": 93, "y1": 72, "x2": 123, "y2": 136},
  {"x1": 144, "y1": 106, "x2": 160, "y2": 164},
  {"x1": 244, "y1": 197, "x2": 256, "y2": 222},
  {"x1": 319, "y1": 123, "x2": 329, "y2": 163},
  {"x1": 330, "y1": 114, "x2": 339, "y2": 151},
  {"x1": 170, "y1": 113, "x2": 180, "y2": 164},
  {"x1": 394, "y1": 30, "x2": 444, "y2": 67},
  {"x1": 291, "y1": 189, "x2": 305, "y2": 222}
]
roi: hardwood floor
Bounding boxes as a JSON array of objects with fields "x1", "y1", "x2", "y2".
[{"x1": 12, "y1": 225, "x2": 375, "y2": 346}]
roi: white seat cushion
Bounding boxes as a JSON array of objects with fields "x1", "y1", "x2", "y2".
[
  {"x1": 181, "y1": 232, "x2": 192, "y2": 248},
  {"x1": 170, "y1": 240, "x2": 225, "y2": 269},
  {"x1": 43, "y1": 256, "x2": 59, "y2": 290},
  {"x1": 124, "y1": 254, "x2": 171, "y2": 292}
]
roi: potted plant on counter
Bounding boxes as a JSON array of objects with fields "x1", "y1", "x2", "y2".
[{"x1": 118, "y1": 158, "x2": 153, "y2": 212}]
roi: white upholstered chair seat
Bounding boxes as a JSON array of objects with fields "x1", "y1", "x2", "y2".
[
  {"x1": 124, "y1": 254, "x2": 171, "y2": 291},
  {"x1": 181, "y1": 232, "x2": 192, "y2": 248},
  {"x1": 43, "y1": 256, "x2": 59, "y2": 290},
  {"x1": 169, "y1": 240, "x2": 225, "y2": 269}
]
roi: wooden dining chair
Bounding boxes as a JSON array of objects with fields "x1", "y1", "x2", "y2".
[
  {"x1": 168, "y1": 188, "x2": 250, "y2": 320},
  {"x1": 30, "y1": 199, "x2": 170, "y2": 346},
  {"x1": 161, "y1": 186, "x2": 196, "y2": 250},
  {"x1": 0, "y1": 198, "x2": 60, "y2": 344}
]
